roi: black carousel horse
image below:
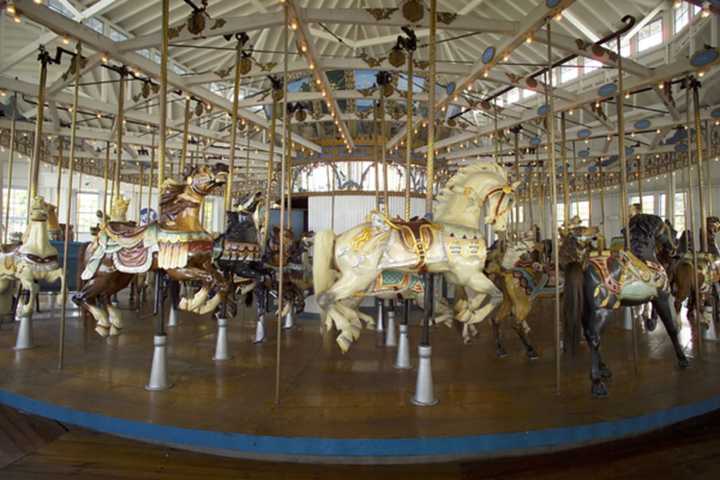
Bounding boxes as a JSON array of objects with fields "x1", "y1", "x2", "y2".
[{"x1": 564, "y1": 213, "x2": 688, "y2": 397}]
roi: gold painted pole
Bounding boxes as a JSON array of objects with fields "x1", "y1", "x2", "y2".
[
  {"x1": 380, "y1": 94, "x2": 389, "y2": 213},
  {"x1": 113, "y1": 70, "x2": 126, "y2": 204},
  {"x1": 59, "y1": 42, "x2": 82, "y2": 370},
  {"x1": 637, "y1": 155, "x2": 644, "y2": 211},
  {"x1": 561, "y1": 113, "x2": 570, "y2": 225},
  {"x1": 158, "y1": 0, "x2": 169, "y2": 190},
  {"x1": 102, "y1": 142, "x2": 110, "y2": 214},
  {"x1": 572, "y1": 141, "x2": 579, "y2": 218},
  {"x1": 262, "y1": 100, "x2": 278, "y2": 249},
  {"x1": 138, "y1": 164, "x2": 144, "y2": 222},
  {"x1": 405, "y1": 49, "x2": 414, "y2": 221},
  {"x1": 285, "y1": 111, "x2": 293, "y2": 230},
  {"x1": 55, "y1": 137, "x2": 64, "y2": 207},
  {"x1": 28, "y1": 51, "x2": 50, "y2": 220},
  {"x1": 616, "y1": 35, "x2": 638, "y2": 376},
  {"x1": 224, "y1": 41, "x2": 244, "y2": 215},
  {"x1": 705, "y1": 119, "x2": 712, "y2": 218},
  {"x1": 4, "y1": 92, "x2": 17, "y2": 244},
  {"x1": 545, "y1": 22, "x2": 561, "y2": 395},
  {"x1": 685, "y1": 82, "x2": 703, "y2": 359},
  {"x1": 275, "y1": 1, "x2": 290, "y2": 407},
  {"x1": 179, "y1": 99, "x2": 191, "y2": 174},
  {"x1": 692, "y1": 80, "x2": 707, "y2": 252},
  {"x1": 374, "y1": 101, "x2": 380, "y2": 209},
  {"x1": 514, "y1": 130, "x2": 521, "y2": 230},
  {"x1": 587, "y1": 167, "x2": 593, "y2": 227},
  {"x1": 148, "y1": 133, "x2": 155, "y2": 215},
  {"x1": 599, "y1": 158, "x2": 606, "y2": 241}
]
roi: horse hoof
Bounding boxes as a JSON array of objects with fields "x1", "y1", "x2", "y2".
[
  {"x1": 527, "y1": 348, "x2": 540, "y2": 360},
  {"x1": 644, "y1": 317, "x2": 657, "y2": 332},
  {"x1": 109, "y1": 326, "x2": 121, "y2": 336},
  {"x1": 600, "y1": 364, "x2": 613, "y2": 379},
  {"x1": 496, "y1": 347, "x2": 508, "y2": 358},
  {"x1": 591, "y1": 381, "x2": 609, "y2": 398},
  {"x1": 95, "y1": 326, "x2": 109, "y2": 338},
  {"x1": 679, "y1": 358, "x2": 690, "y2": 369}
]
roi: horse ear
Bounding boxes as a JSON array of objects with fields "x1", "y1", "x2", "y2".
[{"x1": 511, "y1": 180, "x2": 521, "y2": 191}]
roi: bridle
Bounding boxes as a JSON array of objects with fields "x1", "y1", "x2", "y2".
[{"x1": 482, "y1": 184, "x2": 515, "y2": 225}]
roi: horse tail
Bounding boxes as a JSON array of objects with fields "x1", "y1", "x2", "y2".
[
  {"x1": 563, "y1": 261, "x2": 584, "y2": 357},
  {"x1": 312, "y1": 229, "x2": 336, "y2": 299}
]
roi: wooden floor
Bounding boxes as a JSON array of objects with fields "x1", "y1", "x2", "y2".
[
  {"x1": 1, "y1": 404, "x2": 719, "y2": 479},
  {"x1": 0, "y1": 295, "x2": 719, "y2": 460}
]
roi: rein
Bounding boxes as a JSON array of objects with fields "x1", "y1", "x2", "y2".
[{"x1": 482, "y1": 184, "x2": 514, "y2": 225}]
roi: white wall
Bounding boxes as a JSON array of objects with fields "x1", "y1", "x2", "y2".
[{"x1": 309, "y1": 194, "x2": 426, "y2": 234}]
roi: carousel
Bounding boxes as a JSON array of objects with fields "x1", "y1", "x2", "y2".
[{"x1": 0, "y1": 0, "x2": 719, "y2": 465}]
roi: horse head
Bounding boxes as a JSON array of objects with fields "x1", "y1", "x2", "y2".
[
  {"x1": 186, "y1": 163, "x2": 229, "y2": 196},
  {"x1": 234, "y1": 190, "x2": 263, "y2": 216},
  {"x1": 110, "y1": 195, "x2": 130, "y2": 222},
  {"x1": 29, "y1": 196, "x2": 49, "y2": 222},
  {"x1": 501, "y1": 239, "x2": 533, "y2": 270}
]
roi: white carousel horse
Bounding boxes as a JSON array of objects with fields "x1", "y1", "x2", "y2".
[
  {"x1": 0, "y1": 196, "x2": 64, "y2": 317},
  {"x1": 313, "y1": 162, "x2": 518, "y2": 352}
]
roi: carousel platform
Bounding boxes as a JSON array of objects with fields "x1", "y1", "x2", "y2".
[{"x1": 0, "y1": 297, "x2": 719, "y2": 464}]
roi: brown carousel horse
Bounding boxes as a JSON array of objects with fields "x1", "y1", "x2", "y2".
[
  {"x1": 74, "y1": 164, "x2": 230, "y2": 336},
  {"x1": 665, "y1": 216, "x2": 720, "y2": 330}
]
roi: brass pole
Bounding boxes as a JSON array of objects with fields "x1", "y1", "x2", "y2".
[
  {"x1": 4, "y1": 92, "x2": 18, "y2": 244},
  {"x1": 285, "y1": 111, "x2": 293, "y2": 231},
  {"x1": 561, "y1": 113, "x2": 570, "y2": 224},
  {"x1": 224, "y1": 41, "x2": 244, "y2": 215},
  {"x1": 55, "y1": 137, "x2": 64, "y2": 207},
  {"x1": 545, "y1": 22, "x2": 561, "y2": 395},
  {"x1": 113, "y1": 70, "x2": 126, "y2": 204},
  {"x1": 705, "y1": 119, "x2": 713, "y2": 217},
  {"x1": 637, "y1": 155, "x2": 644, "y2": 211},
  {"x1": 59, "y1": 42, "x2": 82, "y2": 370},
  {"x1": 28, "y1": 50, "x2": 50, "y2": 217},
  {"x1": 148, "y1": 133, "x2": 155, "y2": 215},
  {"x1": 685, "y1": 83, "x2": 703, "y2": 358},
  {"x1": 616, "y1": 34, "x2": 638, "y2": 377},
  {"x1": 380, "y1": 94, "x2": 389, "y2": 213},
  {"x1": 275, "y1": 1, "x2": 289, "y2": 406},
  {"x1": 587, "y1": 168, "x2": 593, "y2": 228},
  {"x1": 158, "y1": 0, "x2": 169, "y2": 189},
  {"x1": 692, "y1": 80, "x2": 707, "y2": 252},
  {"x1": 263, "y1": 99, "x2": 278, "y2": 250},
  {"x1": 599, "y1": 159, "x2": 606, "y2": 241},
  {"x1": 102, "y1": 142, "x2": 110, "y2": 214},
  {"x1": 138, "y1": 163, "x2": 144, "y2": 222},
  {"x1": 405, "y1": 49, "x2": 414, "y2": 221},
  {"x1": 513, "y1": 130, "x2": 521, "y2": 232},
  {"x1": 572, "y1": 140, "x2": 579, "y2": 219},
  {"x1": 374, "y1": 101, "x2": 380, "y2": 209},
  {"x1": 179, "y1": 98, "x2": 191, "y2": 173}
]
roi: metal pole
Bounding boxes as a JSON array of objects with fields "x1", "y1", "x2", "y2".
[
  {"x1": 561, "y1": 112, "x2": 570, "y2": 225},
  {"x1": 148, "y1": 134, "x2": 155, "y2": 214},
  {"x1": 599, "y1": 158, "x2": 606, "y2": 241},
  {"x1": 138, "y1": 164, "x2": 144, "y2": 222},
  {"x1": 158, "y1": 0, "x2": 169, "y2": 189},
  {"x1": 380, "y1": 94, "x2": 389, "y2": 213},
  {"x1": 28, "y1": 50, "x2": 50, "y2": 217},
  {"x1": 374, "y1": 100, "x2": 380, "y2": 209},
  {"x1": 224, "y1": 41, "x2": 244, "y2": 216},
  {"x1": 275, "y1": 1, "x2": 289, "y2": 406},
  {"x1": 179, "y1": 98, "x2": 191, "y2": 174},
  {"x1": 405, "y1": 49, "x2": 414, "y2": 221},
  {"x1": 692, "y1": 80, "x2": 707, "y2": 252},
  {"x1": 59, "y1": 42, "x2": 82, "y2": 370},
  {"x1": 545, "y1": 22, "x2": 561, "y2": 395},
  {"x1": 4, "y1": 92, "x2": 17, "y2": 244},
  {"x1": 572, "y1": 141, "x2": 578, "y2": 219},
  {"x1": 102, "y1": 142, "x2": 110, "y2": 214},
  {"x1": 113, "y1": 70, "x2": 126, "y2": 204},
  {"x1": 637, "y1": 155, "x2": 644, "y2": 212},
  {"x1": 514, "y1": 130, "x2": 521, "y2": 232},
  {"x1": 55, "y1": 137, "x2": 64, "y2": 207},
  {"x1": 263, "y1": 99, "x2": 278, "y2": 249}
]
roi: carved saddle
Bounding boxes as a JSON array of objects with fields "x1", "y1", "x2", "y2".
[{"x1": 386, "y1": 216, "x2": 441, "y2": 265}]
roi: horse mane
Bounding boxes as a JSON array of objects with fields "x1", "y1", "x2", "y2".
[
  {"x1": 436, "y1": 162, "x2": 506, "y2": 202},
  {"x1": 159, "y1": 180, "x2": 197, "y2": 224}
]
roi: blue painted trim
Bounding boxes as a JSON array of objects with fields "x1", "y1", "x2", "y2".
[{"x1": 1, "y1": 390, "x2": 719, "y2": 459}]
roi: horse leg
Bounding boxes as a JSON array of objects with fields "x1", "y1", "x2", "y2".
[
  {"x1": 653, "y1": 292, "x2": 689, "y2": 368},
  {"x1": 584, "y1": 308, "x2": 611, "y2": 397},
  {"x1": 506, "y1": 280, "x2": 538, "y2": 359},
  {"x1": 491, "y1": 317, "x2": 507, "y2": 358},
  {"x1": 318, "y1": 272, "x2": 376, "y2": 353},
  {"x1": 463, "y1": 272, "x2": 503, "y2": 342}
]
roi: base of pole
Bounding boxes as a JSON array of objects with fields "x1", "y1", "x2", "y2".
[
  {"x1": 385, "y1": 308, "x2": 397, "y2": 347},
  {"x1": 411, "y1": 345, "x2": 438, "y2": 406},
  {"x1": 254, "y1": 317, "x2": 266, "y2": 344},
  {"x1": 623, "y1": 308, "x2": 633, "y2": 331},
  {"x1": 282, "y1": 311, "x2": 294, "y2": 330},
  {"x1": 13, "y1": 315, "x2": 33, "y2": 350},
  {"x1": 167, "y1": 304, "x2": 179, "y2": 328},
  {"x1": 376, "y1": 301, "x2": 384, "y2": 333},
  {"x1": 394, "y1": 324, "x2": 411, "y2": 370},
  {"x1": 145, "y1": 335, "x2": 172, "y2": 391},
  {"x1": 213, "y1": 318, "x2": 232, "y2": 360},
  {"x1": 702, "y1": 308, "x2": 718, "y2": 341}
]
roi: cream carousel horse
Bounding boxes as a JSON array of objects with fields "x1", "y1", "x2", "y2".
[
  {"x1": 0, "y1": 197, "x2": 64, "y2": 317},
  {"x1": 313, "y1": 162, "x2": 517, "y2": 352}
]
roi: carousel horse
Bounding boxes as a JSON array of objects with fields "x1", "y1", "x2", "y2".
[
  {"x1": 0, "y1": 196, "x2": 64, "y2": 317},
  {"x1": 75, "y1": 164, "x2": 229, "y2": 337},
  {"x1": 666, "y1": 217, "x2": 720, "y2": 329},
  {"x1": 213, "y1": 191, "x2": 273, "y2": 341},
  {"x1": 47, "y1": 203, "x2": 74, "y2": 241},
  {"x1": 563, "y1": 213, "x2": 687, "y2": 397},
  {"x1": 313, "y1": 162, "x2": 517, "y2": 352}
]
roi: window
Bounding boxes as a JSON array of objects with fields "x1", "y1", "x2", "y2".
[
  {"x1": 621, "y1": 36, "x2": 631, "y2": 57},
  {"x1": 638, "y1": 19, "x2": 663, "y2": 52},
  {"x1": 202, "y1": 199, "x2": 214, "y2": 231},
  {"x1": 560, "y1": 58, "x2": 579, "y2": 83},
  {"x1": 505, "y1": 88, "x2": 520, "y2": 105},
  {"x1": 630, "y1": 194, "x2": 655, "y2": 214},
  {"x1": 572, "y1": 200, "x2": 590, "y2": 226},
  {"x1": 514, "y1": 205, "x2": 524, "y2": 224},
  {"x1": 584, "y1": 57, "x2": 603, "y2": 74},
  {"x1": 522, "y1": 88, "x2": 537, "y2": 99},
  {"x1": 674, "y1": 2, "x2": 690, "y2": 33},
  {"x1": 109, "y1": 27, "x2": 128, "y2": 42},
  {"x1": 84, "y1": 17, "x2": 104, "y2": 34},
  {"x1": 674, "y1": 192, "x2": 686, "y2": 234},
  {"x1": 659, "y1": 193, "x2": 667, "y2": 219},
  {"x1": 2, "y1": 187, "x2": 28, "y2": 239},
  {"x1": 48, "y1": 0, "x2": 74, "y2": 18},
  {"x1": 76, "y1": 192, "x2": 99, "y2": 242}
]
